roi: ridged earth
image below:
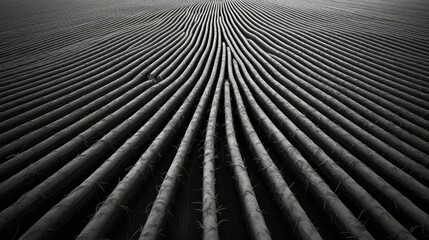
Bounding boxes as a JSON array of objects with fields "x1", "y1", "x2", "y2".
[{"x1": 0, "y1": 0, "x2": 428, "y2": 239}]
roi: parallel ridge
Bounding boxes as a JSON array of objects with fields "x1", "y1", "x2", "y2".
[{"x1": 0, "y1": 0, "x2": 428, "y2": 239}]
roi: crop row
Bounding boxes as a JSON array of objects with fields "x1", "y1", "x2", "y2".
[{"x1": 0, "y1": 0, "x2": 428, "y2": 239}]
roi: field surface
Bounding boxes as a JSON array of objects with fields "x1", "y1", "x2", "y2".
[{"x1": 1, "y1": 0, "x2": 429, "y2": 239}]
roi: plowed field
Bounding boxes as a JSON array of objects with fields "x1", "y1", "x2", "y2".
[{"x1": 1, "y1": 0, "x2": 428, "y2": 239}]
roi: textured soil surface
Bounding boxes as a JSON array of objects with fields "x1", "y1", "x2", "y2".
[{"x1": 1, "y1": 0, "x2": 428, "y2": 239}]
